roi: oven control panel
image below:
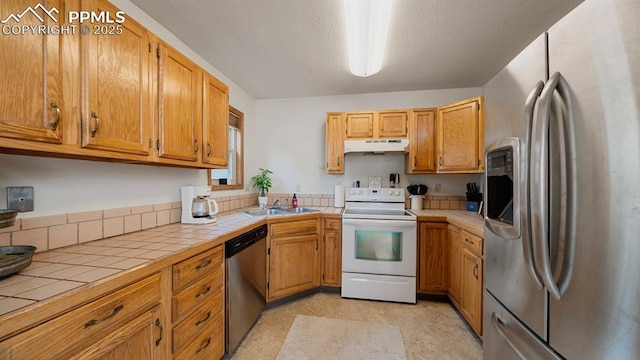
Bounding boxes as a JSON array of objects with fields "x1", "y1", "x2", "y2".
[{"x1": 345, "y1": 187, "x2": 405, "y2": 202}]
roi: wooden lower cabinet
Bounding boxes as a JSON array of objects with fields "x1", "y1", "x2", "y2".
[
  {"x1": 417, "y1": 222, "x2": 448, "y2": 294},
  {"x1": 461, "y1": 248, "x2": 483, "y2": 336},
  {"x1": 447, "y1": 225, "x2": 463, "y2": 307},
  {"x1": 268, "y1": 218, "x2": 320, "y2": 301},
  {"x1": 0, "y1": 273, "x2": 165, "y2": 360},
  {"x1": 444, "y1": 225, "x2": 484, "y2": 337},
  {"x1": 321, "y1": 217, "x2": 342, "y2": 286},
  {"x1": 171, "y1": 245, "x2": 225, "y2": 359}
]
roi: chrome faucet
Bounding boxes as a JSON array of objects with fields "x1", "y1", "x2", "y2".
[{"x1": 270, "y1": 198, "x2": 281, "y2": 209}]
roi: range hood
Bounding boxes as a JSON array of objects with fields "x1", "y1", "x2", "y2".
[{"x1": 344, "y1": 139, "x2": 409, "y2": 154}]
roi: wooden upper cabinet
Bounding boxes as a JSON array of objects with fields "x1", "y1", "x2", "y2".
[
  {"x1": 202, "y1": 72, "x2": 229, "y2": 167},
  {"x1": 345, "y1": 112, "x2": 374, "y2": 138},
  {"x1": 157, "y1": 41, "x2": 201, "y2": 163},
  {"x1": 81, "y1": 0, "x2": 152, "y2": 156},
  {"x1": 378, "y1": 111, "x2": 408, "y2": 138},
  {"x1": 407, "y1": 109, "x2": 437, "y2": 173},
  {"x1": 325, "y1": 113, "x2": 344, "y2": 174},
  {"x1": 0, "y1": 0, "x2": 62, "y2": 144},
  {"x1": 437, "y1": 96, "x2": 484, "y2": 173}
]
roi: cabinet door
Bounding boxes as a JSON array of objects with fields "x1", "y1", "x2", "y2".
[
  {"x1": 321, "y1": 219, "x2": 342, "y2": 286},
  {"x1": 378, "y1": 111, "x2": 408, "y2": 138},
  {"x1": 269, "y1": 234, "x2": 319, "y2": 300},
  {"x1": 417, "y1": 222, "x2": 448, "y2": 294},
  {"x1": 345, "y1": 112, "x2": 374, "y2": 138},
  {"x1": 447, "y1": 225, "x2": 462, "y2": 307},
  {"x1": 461, "y1": 248, "x2": 483, "y2": 337},
  {"x1": 325, "y1": 113, "x2": 344, "y2": 173},
  {"x1": 157, "y1": 42, "x2": 201, "y2": 162},
  {"x1": 437, "y1": 97, "x2": 483, "y2": 172},
  {"x1": 0, "y1": 0, "x2": 62, "y2": 144},
  {"x1": 81, "y1": 0, "x2": 152, "y2": 155},
  {"x1": 407, "y1": 109, "x2": 437, "y2": 173},
  {"x1": 74, "y1": 305, "x2": 164, "y2": 360},
  {"x1": 202, "y1": 72, "x2": 229, "y2": 166}
]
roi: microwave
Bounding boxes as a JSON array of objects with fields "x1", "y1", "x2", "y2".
[{"x1": 485, "y1": 138, "x2": 520, "y2": 239}]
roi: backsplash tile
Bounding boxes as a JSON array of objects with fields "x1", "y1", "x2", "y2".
[{"x1": 4, "y1": 192, "x2": 333, "y2": 253}]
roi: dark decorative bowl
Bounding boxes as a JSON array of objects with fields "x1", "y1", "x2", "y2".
[
  {"x1": 0, "y1": 246, "x2": 37, "y2": 278},
  {"x1": 0, "y1": 209, "x2": 18, "y2": 229}
]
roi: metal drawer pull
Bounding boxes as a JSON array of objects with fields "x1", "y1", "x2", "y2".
[
  {"x1": 84, "y1": 304, "x2": 124, "y2": 328},
  {"x1": 155, "y1": 318, "x2": 163, "y2": 346},
  {"x1": 89, "y1": 112, "x2": 99, "y2": 137},
  {"x1": 466, "y1": 237, "x2": 474, "y2": 245},
  {"x1": 196, "y1": 337, "x2": 211, "y2": 353},
  {"x1": 49, "y1": 101, "x2": 60, "y2": 130},
  {"x1": 195, "y1": 311, "x2": 211, "y2": 326},
  {"x1": 196, "y1": 259, "x2": 212, "y2": 269},
  {"x1": 195, "y1": 286, "x2": 211, "y2": 298}
]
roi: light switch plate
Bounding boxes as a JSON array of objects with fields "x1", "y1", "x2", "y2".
[{"x1": 7, "y1": 186, "x2": 34, "y2": 212}]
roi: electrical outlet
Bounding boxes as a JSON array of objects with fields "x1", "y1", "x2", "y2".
[
  {"x1": 7, "y1": 186, "x2": 34, "y2": 212},
  {"x1": 434, "y1": 183, "x2": 441, "y2": 193},
  {"x1": 296, "y1": 184, "x2": 302, "y2": 192}
]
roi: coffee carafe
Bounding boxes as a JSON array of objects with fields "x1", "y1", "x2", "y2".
[{"x1": 181, "y1": 186, "x2": 218, "y2": 224}]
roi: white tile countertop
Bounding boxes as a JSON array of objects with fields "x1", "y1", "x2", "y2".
[{"x1": 0, "y1": 207, "x2": 340, "y2": 318}]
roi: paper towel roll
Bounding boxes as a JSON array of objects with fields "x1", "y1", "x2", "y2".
[{"x1": 334, "y1": 185, "x2": 345, "y2": 207}]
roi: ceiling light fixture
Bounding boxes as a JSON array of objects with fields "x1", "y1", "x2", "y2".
[{"x1": 343, "y1": 0, "x2": 394, "y2": 77}]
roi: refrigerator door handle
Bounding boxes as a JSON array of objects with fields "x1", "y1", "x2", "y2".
[
  {"x1": 531, "y1": 72, "x2": 577, "y2": 300},
  {"x1": 522, "y1": 81, "x2": 545, "y2": 289}
]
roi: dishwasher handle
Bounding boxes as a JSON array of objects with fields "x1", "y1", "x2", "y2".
[{"x1": 225, "y1": 224, "x2": 268, "y2": 258}]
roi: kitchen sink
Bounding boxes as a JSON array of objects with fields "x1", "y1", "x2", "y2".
[
  {"x1": 241, "y1": 208, "x2": 286, "y2": 217},
  {"x1": 281, "y1": 207, "x2": 319, "y2": 214},
  {"x1": 240, "y1": 207, "x2": 320, "y2": 217}
]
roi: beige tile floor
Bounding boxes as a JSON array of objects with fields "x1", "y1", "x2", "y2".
[{"x1": 231, "y1": 292, "x2": 483, "y2": 360}]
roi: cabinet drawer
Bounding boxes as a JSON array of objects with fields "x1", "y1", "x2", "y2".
[
  {"x1": 323, "y1": 218, "x2": 341, "y2": 231},
  {"x1": 174, "y1": 313, "x2": 224, "y2": 360},
  {"x1": 271, "y1": 219, "x2": 317, "y2": 237},
  {"x1": 173, "y1": 291, "x2": 223, "y2": 355},
  {"x1": 2, "y1": 273, "x2": 161, "y2": 360},
  {"x1": 173, "y1": 268, "x2": 223, "y2": 322},
  {"x1": 461, "y1": 230, "x2": 483, "y2": 256},
  {"x1": 173, "y1": 246, "x2": 223, "y2": 291}
]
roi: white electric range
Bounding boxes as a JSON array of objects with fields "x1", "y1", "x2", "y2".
[{"x1": 341, "y1": 187, "x2": 417, "y2": 304}]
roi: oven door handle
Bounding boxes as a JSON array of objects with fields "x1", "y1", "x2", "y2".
[{"x1": 342, "y1": 218, "x2": 416, "y2": 228}]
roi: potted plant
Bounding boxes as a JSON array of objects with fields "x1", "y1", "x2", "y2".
[{"x1": 250, "y1": 168, "x2": 273, "y2": 208}]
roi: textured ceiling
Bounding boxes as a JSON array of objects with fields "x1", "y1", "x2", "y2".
[{"x1": 130, "y1": 0, "x2": 584, "y2": 99}]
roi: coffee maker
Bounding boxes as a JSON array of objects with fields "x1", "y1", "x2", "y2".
[{"x1": 181, "y1": 186, "x2": 219, "y2": 224}]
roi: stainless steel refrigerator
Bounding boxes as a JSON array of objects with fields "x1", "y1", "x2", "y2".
[{"x1": 482, "y1": 0, "x2": 640, "y2": 358}]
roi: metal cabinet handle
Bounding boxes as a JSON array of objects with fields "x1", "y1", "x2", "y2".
[
  {"x1": 196, "y1": 337, "x2": 212, "y2": 353},
  {"x1": 155, "y1": 318, "x2": 163, "y2": 346},
  {"x1": 49, "y1": 101, "x2": 60, "y2": 130},
  {"x1": 439, "y1": 156, "x2": 443, "y2": 166},
  {"x1": 196, "y1": 259, "x2": 212, "y2": 269},
  {"x1": 195, "y1": 311, "x2": 211, "y2": 326},
  {"x1": 206, "y1": 143, "x2": 212, "y2": 156},
  {"x1": 84, "y1": 304, "x2": 123, "y2": 328},
  {"x1": 337, "y1": 156, "x2": 340, "y2": 167},
  {"x1": 194, "y1": 139, "x2": 199, "y2": 154},
  {"x1": 195, "y1": 286, "x2": 211, "y2": 298},
  {"x1": 414, "y1": 156, "x2": 417, "y2": 168},
  {"x1": 90, "y1": 112, "x2": 99, "y2": 137},
  {"x1": 473, "y1": 264, "x2": 478, "y2": 279}
]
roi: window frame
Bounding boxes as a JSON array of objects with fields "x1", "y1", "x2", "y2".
[{"x1": 209, "y1": 105, "x2": 244, "y2": 190}]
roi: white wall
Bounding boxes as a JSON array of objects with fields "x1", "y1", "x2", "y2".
[
  {"x1": 0, "y1": 0, "x2": 256, "y2": 218},
  {"x1": 253, "y1": 89, "x2": 484, "y2": 195}
]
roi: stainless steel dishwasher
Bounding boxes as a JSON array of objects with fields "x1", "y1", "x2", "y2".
[{"x1": 225, "y1": 224, "x2": 267, "y2": 354}]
